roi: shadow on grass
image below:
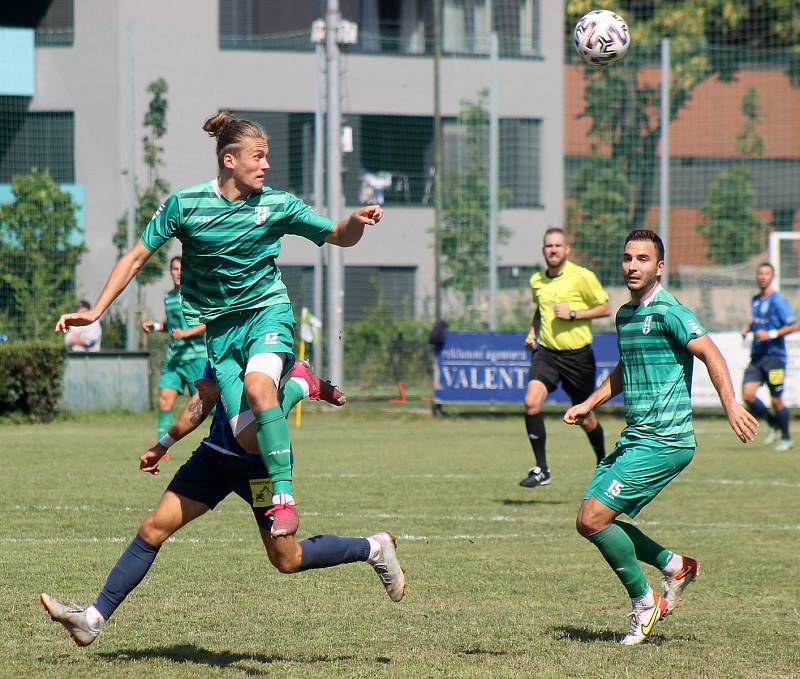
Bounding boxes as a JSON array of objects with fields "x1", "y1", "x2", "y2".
[
  {"x1": 500, "y1": 498, "x2": 569, "y2": 506},
  {"x1": 550, "y1": 626, "x2": 619, "y2": 643},
  {"x1": 97, "y1": 644, "x2": 389, "y2": 675},
  {"x1": 551, "y1": 626, "x2": 687, "y2": 646}
]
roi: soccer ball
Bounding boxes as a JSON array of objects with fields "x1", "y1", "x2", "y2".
[{"x1": 573, "y1": 9, "x2": 630, "y2": 67}]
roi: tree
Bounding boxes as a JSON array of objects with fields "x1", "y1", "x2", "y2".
[
  {"x1": 440, "y1": 91, "x2": 510, "y2": 317},
  {"x1": 698, "y1": 88, "x2": 767, "y2": 264},
  {"x1": 565, "y1": 0, "x2": 800, "y2": 278},
  {"x1": 113, "y1": 78, "x2": 170, "y2": 286},
  {"x1": 567, "y1": 155, "x2": 632, "y2": 285},
  {"x1": 0, "y1": 169, "x2": 85, "y2": 339}
]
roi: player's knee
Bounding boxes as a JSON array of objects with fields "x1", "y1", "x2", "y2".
[
  {"x1": 524, "y1": 399, "x2": 542, "y2": 416},
  {"x1": 157, "y1": 393, "x2": 174, "y2": 411},
  {"x1": 138, "y1": 514, "x2": 170, "y2": 547}
]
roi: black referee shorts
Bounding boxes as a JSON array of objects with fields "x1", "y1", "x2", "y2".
[{"x1": 528, "y1": 345, "x2": 596, "y2": 405}]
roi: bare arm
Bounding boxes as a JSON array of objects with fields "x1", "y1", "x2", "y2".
[
  {"x1": 524, "y1": 308, "x2": 540, "y2": 350},
  {"x1": 687, "y1": 335, "x2": 758, "y2": 443},
  {"x1": 753, "y1": 321, "x2": 800, "y2": 342},
  {"x1": 171, "y1": 323, "x2": 207, "y2": 340},
  {"x1": 139, "y1": 378, "x2": 217, "y2": 474},
  {"x1": 56, "y1": 241, "x2": 154, "y2": 331},
  {"x1": 554, "y1": 300, "x2": 611, "y2": 321},
  {"x1": 564, "y1": 360, "x2": 623, "y2": 425},
  {"x1": 324, "y1": 205, "x2": 384, "y2": 247}
]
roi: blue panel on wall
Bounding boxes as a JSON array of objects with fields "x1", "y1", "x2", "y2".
[
  {"x1": 0, "y1": 183, "x2": 85, "y2": 241},
  {"x1": 0, "y1": 28, "x2": 35, "y2": 96}
]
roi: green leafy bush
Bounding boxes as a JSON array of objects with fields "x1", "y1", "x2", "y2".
[{"x1": 0, "y1": 342, "x2": 67, "y2": 421}]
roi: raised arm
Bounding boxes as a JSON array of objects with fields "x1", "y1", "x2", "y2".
[
  {"x1": 55, "y1": 241, "x2": 154, "y2": 332},
  {"x1": 324, "y1": 205, "x2": 383, "y2": 247},
  {"x1": 687, "y1": 334, "x2": 758, "y2": 443}
]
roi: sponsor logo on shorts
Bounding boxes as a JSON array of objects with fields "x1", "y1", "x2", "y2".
[
  {"x1": 768, "y1": 369, "x2": 784, "y2": 385},
  {"x1": 264, "y1": 332, "x2": 279, "y2": 345}
]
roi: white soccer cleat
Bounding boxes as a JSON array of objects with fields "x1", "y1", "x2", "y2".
[
  {"x1": 775, "y1": 438, "x2": 794, "y2": 452},
  {"x1": 368, "y1": 532, "x2": 407, "y2": 602},
  {"x1": 619, "y1": 592, "x2": 668, "y2": 645},
  {"x1": 763, "y1": 427, "x2": 780, "y2": 446},
  {"x1": 662, "y1": 556, "x2": 701, "y2": 615},
  {"x1": 40, "y1": 593, "x2": 103, "y2": 647}
]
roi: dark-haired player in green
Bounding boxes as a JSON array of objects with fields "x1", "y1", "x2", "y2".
[
  {"x1": 143, "y1": 255, "x2": 207, "y2": 447},
  {"x1": 56, "y1": 111, "x2": 381, "y2": 538},
  {"x1": 564, "y1": 229, "x2": 758, "y2": 645}
]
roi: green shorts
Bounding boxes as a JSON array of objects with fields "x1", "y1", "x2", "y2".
[
  {"x1": 205, "y1": 304, "x2": 296, "y2": 420},
  {"x1": 584, "y1": 435, "x2": 695, "y2": 518},
  {"x1": 159, "y1": 357, "x2": 208, "y2": 395}
]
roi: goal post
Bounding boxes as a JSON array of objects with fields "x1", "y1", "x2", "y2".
[{"x1": 768, "y1": 231, "x2": 800, "y2": 291}]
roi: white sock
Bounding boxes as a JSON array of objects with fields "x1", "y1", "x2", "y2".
[
  {"x1": 662, "y1": 552, "x2": 683, "y2": 577},
  {"x1": 290, "y1": 376, "x2": 310, "y2": 398},
  {"x1": 271, "y1": 493, "x2": 296, "y2": 507},
  {"x1": 85, "y1": 605, "x2": 105, "y2": 631},
  {"x1": 631, "y1": 587, "x2": 655, "y2": 609},
  {"x1": 366, "y1": 536, "x2": 381, "y2": 564}
]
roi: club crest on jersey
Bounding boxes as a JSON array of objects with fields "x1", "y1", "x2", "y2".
[
  {"x1": 255, "y1": 206, "x2": 268, "y2": 225},
  {"x1": 642, "y1": 315, "x2": 652, "y2": 335}
]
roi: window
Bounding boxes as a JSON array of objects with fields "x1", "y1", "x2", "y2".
[
  {"x1": 443, "y1": 0, "x2": 539, "y2": 57},
  {"x1": 281, "y1": 264, "x2": 417, "y2": 323},
  {"x1": 0, "y1": 102, "x2": 74, "y2": 183},
  {"x1": 219, "y1": 0, "x2": 538, "y2": 57},
  {"x1": 35, "y1": 0, "x2": 74, "y2": 47},
  {"x1": 231, "y1": 111, "x2": 315, "y2": 200},
  {"x1": 345, "y1": 266, "x2": 416, "y2": 322},
  {"x1": 443, "y1": 116, "x2": 541, "y2": 208}
]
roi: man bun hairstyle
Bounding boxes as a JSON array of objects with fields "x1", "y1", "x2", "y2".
[
  {"x1": 202, "y1": 111, "x2": 267, "y2": 168},
  {"x1": 625, "y1": 228, "x2": 665, "y2": 262}
]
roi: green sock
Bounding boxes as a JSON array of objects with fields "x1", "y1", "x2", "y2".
[
  {"x1": 588, "y1": 523, "x2": 650, "y2": 599},
  {"x1": 280, "y1": 380, "x2": 305, "y2": 418},
  {"x1": 156, "y1": 410, "x2": 173, "y2": 440},
  {"x1": 254, "y1": 407, "x2": 293, "y2": 496},
  {"x1": 614, "y1": 520, "x2": 672, "y2": 570}
]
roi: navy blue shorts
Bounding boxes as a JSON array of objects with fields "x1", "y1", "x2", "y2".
[
  {"x1": 166, "y1": 443, "x2": 276, "y2": 530},
  {"x1": 743, "y1": 355, "x2": 786, "y2": 396}
]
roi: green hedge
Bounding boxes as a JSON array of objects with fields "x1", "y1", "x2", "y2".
[{"x1": 0, "y1": 342, "x2": 67, "y2": 421}]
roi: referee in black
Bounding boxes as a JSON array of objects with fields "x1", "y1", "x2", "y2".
[{"x1": 520, "y1": 228, "x2": 611, "y2": 487}]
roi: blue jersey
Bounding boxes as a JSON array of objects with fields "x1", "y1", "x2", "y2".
[
  {"x1": 200, "y1": 362, "x2": 251, "y2": 458},
  {"x1": 750, "y1": 291, "x2": 796, "y2": 360}
]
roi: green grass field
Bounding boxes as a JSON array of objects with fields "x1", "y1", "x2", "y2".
[{"x1": 1, "y1": 406, "x2": 799, "y2": 678}]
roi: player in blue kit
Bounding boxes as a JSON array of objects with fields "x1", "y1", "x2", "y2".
[
  {"x1": 740, "y1": 262, "x2": 799, "y2": 451},
  {"x1": 40, "y1": 362, "x2": 405, "y2": 647}
]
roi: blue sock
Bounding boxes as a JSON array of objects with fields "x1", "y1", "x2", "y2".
[
  {"x1": 748, "y1": 398, "x2": 778, "y2": 428},
  {"x1": 93, "y1": 535, "x2": 160, "y2": 620},
  {"x1": 298, "y1": 535, "x2": 370, "y2": 571},
  {"x1": 776, "y1": 408, "x2": 791, "y2": 438}
]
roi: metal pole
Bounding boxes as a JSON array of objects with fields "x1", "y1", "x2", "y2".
[
  {"x1": 488, "y1": 32, "x2": 499, "y2": 330},
  {"x1": 126, "y1": 19, "x2": 138, "y2": 350},
  {"x1": 433, "y1": 0, "x2": 442, "y2": 322},
  {"x1": 659, "y1": 38, "x2": 670, "y2": 288},
  {"x1": 313, "y1": 41, "x2": 325, "y2": 370},
  {"x1": 326, "y1": 0, "x2": 344, "y2": 389}
]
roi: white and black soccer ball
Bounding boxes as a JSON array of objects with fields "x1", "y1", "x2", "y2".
[{"x1": 573, "y1": 9, "x2": 630, "y2": 67}]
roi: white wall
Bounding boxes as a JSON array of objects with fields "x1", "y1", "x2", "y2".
[{"x1": 32, "y1": 0, "x2": 564, "y2": 320}]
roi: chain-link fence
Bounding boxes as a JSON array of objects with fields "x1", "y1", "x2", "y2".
[{"x1": 2, "y1": 2, "x2": 800, "y2": 398}]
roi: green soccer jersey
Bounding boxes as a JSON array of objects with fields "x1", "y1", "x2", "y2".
[
  {"x1": 163, "y1": 287, "x2": 207, "y2": 362},
  {"x1": 616, "y1": 286, "x2": 707, "y2": 447},
  {"x1": 140, "y1": 180, "x2": 335, "y2": 323}
]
